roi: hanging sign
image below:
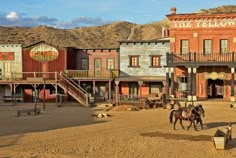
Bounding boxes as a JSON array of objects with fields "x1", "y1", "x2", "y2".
[
  {"x1": 202, "y1": 72, "x2": 227, "y2": 80},
  {"x1": 30, "y1": 44, "x2": 59, "y2": 62}
]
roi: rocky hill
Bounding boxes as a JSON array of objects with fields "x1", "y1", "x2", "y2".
[{"x1": 0, "y1": 5, "x2": 235, "y2": 48}]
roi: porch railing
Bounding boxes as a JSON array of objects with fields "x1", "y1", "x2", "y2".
[
  {"x1": 64, "y1": 69, "x2": 120, "y2": 79},
  {"x1": 0, "y1": 72, "x2": 58, "y2": 81},
  {"x1": 167, "y1": 52, "x2": 236, "y2": 65}
]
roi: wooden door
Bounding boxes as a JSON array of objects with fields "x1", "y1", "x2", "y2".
[{"x1": 94, "y1": 59, "x2": 102, "y2": 77}]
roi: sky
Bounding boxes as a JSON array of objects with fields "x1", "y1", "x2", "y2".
[{"x1": 0, "y1": 0, "x2": 235, "y2": 29}]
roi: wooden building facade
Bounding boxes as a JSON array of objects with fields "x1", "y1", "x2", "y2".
[
  {"x1": 65, "y1": 48, "x2": 119, "y2": 102},
  {"x1": 166, "y1": 7, "x2": 236, "y2": 102},
  {"x1": 115, "y1": 39, "x2": 170, "y2": 103}
]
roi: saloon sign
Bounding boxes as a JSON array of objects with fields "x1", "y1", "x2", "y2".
[
  {"x1": 30, "y1": 44, "x2": 59, "y2": 62},
  {"x1": 203, "y1": 72, "x2": 227, "y2": 80},
  {"x1": 172, "y1": 18, "x2": 236, "y2": 28}
]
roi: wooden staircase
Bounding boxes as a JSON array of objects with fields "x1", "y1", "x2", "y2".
[{"x1": 57, "y1": 72, "x2": 89, "y2": 106}]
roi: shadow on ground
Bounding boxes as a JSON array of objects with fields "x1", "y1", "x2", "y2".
[
  {"x1": 205, "y1": 121, "x2": 236, "y2": 129},
  {"x1": 0, "y1": 104, "x2": 109, "y2": 137},
  {"x1": 141, "y1": 130, "x2": 212, "y2": 141}
]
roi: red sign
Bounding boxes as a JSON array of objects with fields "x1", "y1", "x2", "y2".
[
  {"x1": 30, "y1": 44, "x2": 59, "y2": 62},
  {"x1": 0, "y1": 52, "x2": 14, "y2": 60}
]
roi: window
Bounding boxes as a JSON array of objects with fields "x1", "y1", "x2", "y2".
[
  {"x1": 149, "y1": 55, "x2": 161, "y2": 67},
  {"x1": 203, "y1": 39, "x2": 212, "y2": 55},
  {"x1": 106, "y1": 58, "x2": 114, "y2": 70},
  {"x1": 149, "y1": 83, "x2": 162, "y2": 93},
  {"x1": 129, "y1": 55, "x2": 140, "y2": 67},
  {"x1": 180, "y1": 40, "x2": 189, "y2": 55},
  {"x1": 220, "y1": 39, "x2": 228, "y2": 54},
  {"x1": 177, "y1": 76, "x2": 187, "y2": 91},
  {"x1": 81, "y1": 58, "x2": 88, "y2": 70}
]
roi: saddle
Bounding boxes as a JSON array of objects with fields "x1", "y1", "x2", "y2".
[{"x1": 181, "y1": 109, "x2": 192, "y2": 119}]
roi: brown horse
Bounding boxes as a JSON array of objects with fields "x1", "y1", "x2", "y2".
[{"x1": 169, "y1": 104, "x2": 205, "y2": 131}]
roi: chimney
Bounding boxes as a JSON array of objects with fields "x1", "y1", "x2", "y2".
[{"x1": 170, "y1": 7, "x2": 176, "y2": 15}]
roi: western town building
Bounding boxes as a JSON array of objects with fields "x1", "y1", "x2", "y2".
[
  {"x1": 1, "y1": 7, "x2": 236, "y2": 105},
  {"x1": 115, "y1": 38, "x2": 170, "y2": 103},
  {"x1": 0, "y1": 41, "x2": 89, "y2": 106},
  {"x1": 66, "y1": 48, "x2": 119, "y2": 102},
  {"x1": 166, "y1": 7, "x2": 236, "y2": 102}
]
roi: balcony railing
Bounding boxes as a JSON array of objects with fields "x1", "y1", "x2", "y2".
[
  {"x1": 167, "y1": 52, "x2": 236, "y2": 66},
  {"x1": 0, "y1": 72, "x2": 58, "y2": 81},
  {"x1": 65, "y1": 69, "x2": 120, "y2": 79}
]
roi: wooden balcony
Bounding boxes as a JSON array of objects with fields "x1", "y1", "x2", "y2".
[
  {"x1": 65, "y1": 69, "x2": 120, "y2": 79},
  {"x1": 167, "y1": 52, "x2": 236, "y2": 67},
  {"x1": 0, "y1": 72, "x2": 58, "y2": 84}
]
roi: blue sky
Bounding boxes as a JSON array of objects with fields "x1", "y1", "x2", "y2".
[{"x1": 1, "y1": 0, "x2": 235, "y2": 28}]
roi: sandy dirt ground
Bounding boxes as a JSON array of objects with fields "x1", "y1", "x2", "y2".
[{"x1": 0, "y1": 102, "x2": 236, "y2": 158}]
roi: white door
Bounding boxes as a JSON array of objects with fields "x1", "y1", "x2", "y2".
[{"x1": 3, "y1": 62, "x2": 11, "y2": 79}]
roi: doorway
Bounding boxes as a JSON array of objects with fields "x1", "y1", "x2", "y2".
[{"x1": 207, "y1": 79, "x2": 224, "y2": 98}]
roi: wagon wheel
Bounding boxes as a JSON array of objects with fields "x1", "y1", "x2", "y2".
[{"x1": 161, "y1": 94, "x2": 166, "y2": 108}]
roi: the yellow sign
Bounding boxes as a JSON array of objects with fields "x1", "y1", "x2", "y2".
[{"x1": 203, "y1": 72, "x2": 227, "y2": 80}]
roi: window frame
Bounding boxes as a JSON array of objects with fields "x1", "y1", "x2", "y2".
[
  {"x1": 106, "y1": 58, "x2": 115, "y2": 70},
  {"x1": 80, "y1": 58, "x2": 89, "y2": 70},
  {"x1": 128, "y1": 55, "x2": 140, "y2": 68},
  {"x1": 149, "y1": 55, "x2": 161, "y2": 68},
  {"x1": 180, "y1": 39, "x2": 189, "y2": 55},
  {"x1": 177, "y1": 76, "x2": 188, "y2": 92},
  {"x1": 203, "y1": 39, "x2": 212, "y2": 55},
  {"x1": 220, "y1": 39, "x2": 228, "y2": 54}
]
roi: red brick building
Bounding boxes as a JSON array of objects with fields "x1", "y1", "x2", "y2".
[
  {"x1": 166, "y1": 8, "x2": 236, "y2": 102},
  {"x1": 66, "y1": 48, "x2": 119, "y2": 102}
]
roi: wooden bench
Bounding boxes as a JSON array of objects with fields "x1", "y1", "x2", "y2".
[
  {"x1": 17, "y1": 108, "x2": 41, "y2": 116},
  {"x1": 3, "y1": 96, "x2": 23, "y2": 102}
]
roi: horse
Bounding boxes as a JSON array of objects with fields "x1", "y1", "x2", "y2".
[{"x1": 169, "y1": 104, "x2": 205, "y2": 131}]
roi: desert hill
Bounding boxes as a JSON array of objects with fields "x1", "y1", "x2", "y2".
[{"x1": 0, "y1": 5, "x2": 235, "y2": 48}]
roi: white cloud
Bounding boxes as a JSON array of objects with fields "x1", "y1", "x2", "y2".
[
  {"x1": 0, "y1": 12, "x2": 111, "y2": 28},
  {"x1": 6, "y1": 11, "x2": 19, "y2": 20}
]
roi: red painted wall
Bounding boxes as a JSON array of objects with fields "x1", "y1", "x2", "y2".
[
  {"x1": 66, "y1": 47, "x2": 76, "y2": 70},
  {"x1": 167, "y1": 11, "x2": 236, "y2": 100}
]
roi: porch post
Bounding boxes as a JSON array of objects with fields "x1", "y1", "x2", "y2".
[
  {"x1": 187, "y1": 68, "x2": 192, "y2": 101},
  {"x1": 108, "y1": 80, "x2": 111, "y2": 102},
  {"x1": 231, "y1": 68, "x2": 235, "y2": 102},
  {"x1": 165, "y1": 68, "x2": 169, "y2": 98},
  {"x1": 13, "y1": 84, "x2": 16, "y2": 105},
  {"x1": 93, "y1": 81, "x2": 96, "y2": 96},
  {"x1": 170, "y1": 68, "x2": 175, "y2": 97},
  {"x1": 138, "y1": 81, "x2": 143, "y2": 103},
  {"x1": 115, "y1": 81, "x2": 120, "y2": 106},
  {"x1": 192, "y1": 68, "x2": 197, "y2": 102}
]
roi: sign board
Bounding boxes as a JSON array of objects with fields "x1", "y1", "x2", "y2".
[
  {"x1": 172, "y1": 18, "x2": 236, "y2": 28},
  {"x1": 30, "y1": 44, "x2": 59, "y2": 62},
  {"x1": 202, "y1": 72, "x2": 227, "y2": 80},
  {"x1": 0, "y1": 52, "x2": 14, "y2": 60}
]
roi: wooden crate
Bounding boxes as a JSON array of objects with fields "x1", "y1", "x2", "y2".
[{"x1": 213, "y1": 129, "x2": 227, "y2": 150}]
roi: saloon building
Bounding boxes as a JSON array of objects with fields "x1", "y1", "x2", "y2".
[
  {"x1": 166, "y1": 7, "x2": 236, "y2": 102},
  {"x1": 0, "y1": 41, "x2": 89, "y2": 105}
]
